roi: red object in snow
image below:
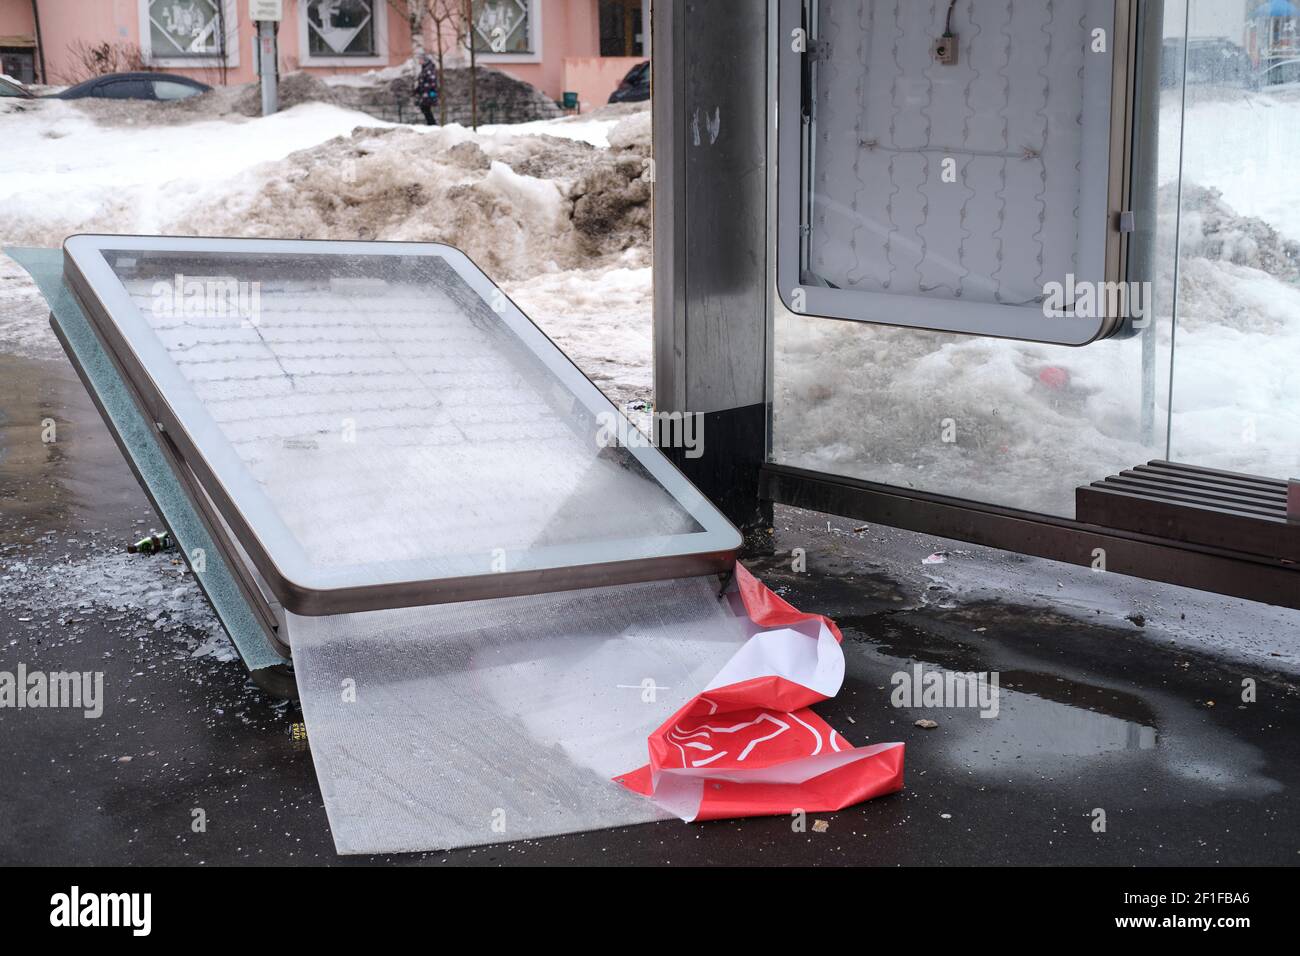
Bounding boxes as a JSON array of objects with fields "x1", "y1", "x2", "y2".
[
  {"x1": 1038, "y1": 366, "x2": 1070, "y2": 390},
  {"x1": 616, "y1": 564, "x2": 905, "y2": 822}
]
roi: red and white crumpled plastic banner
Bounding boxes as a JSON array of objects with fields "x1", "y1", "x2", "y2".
[{"x1": 616, "y1": 564, "x2": 904, "y2": 822}]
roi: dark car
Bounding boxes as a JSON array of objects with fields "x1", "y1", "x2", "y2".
[
  {"x1": 0, "y1": 75, "x2": 35, "y2": 99},
  {"x1": 608, "y1": 61, "x2": 649, "y2": 104},
  {"x1": 1161, "y1": 37, "x2": 1251, "y2": 87},
  {"x1": 56, "y1": 72, "x2": 211, "y2": 102}
]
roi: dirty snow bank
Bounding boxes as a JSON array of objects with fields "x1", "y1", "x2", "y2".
[
  {"x1": 0, "y1": 97, "x2": 653, "y2": 375},
  {"x1": 169, "y1": 118, "x2": 650, "y2": 279},
  {"x1": 0, "y1": 99, "x2": 387, "y2": 247}
]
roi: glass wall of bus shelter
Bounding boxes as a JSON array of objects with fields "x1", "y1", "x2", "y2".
[{"x1": 770, "y1": 0, "x2": 1299, "y2": 518}]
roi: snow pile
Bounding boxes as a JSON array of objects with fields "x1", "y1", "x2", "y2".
[
  {"x1": 166, "y1": 116, "x2": 650, "y2": 278},
  {"x1": 235, "y1": 71, "x2": 341, "y2": 115},
  {"x1": 774, "y1": 316, "x2": 1157, "y2": 514},
  {"x1": 0, "y1": 98, "x2": 385, "y2": 246},
  {"x1": 488, "y1": 102, "x2": 649, "y2": 149},
  {"x1": 0, "y1": 91, "x2": 646, "y2": 261},
  {"x1": 502, "y1": 258, "x2": 653, "y2": 407},
  {"x1": 1164, "y1": 183, "x2": 1300, "y2": 290},
  {"x1": 0, "y1": 98, "x2": 653, "y2": 382},
  {"x1": 1156, "y1": 185, "x2": 1300, "y2": 475},
  {"x1": 214, "y1": 64, "x2": 566, "y2": 126}
]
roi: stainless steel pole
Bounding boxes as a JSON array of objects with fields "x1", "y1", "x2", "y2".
[
  {"x1": 1134, "y1": 0, "x2": 1163, "y2": 446},
  {"x1": 257, "y1": 20, "x2": 278, "y2": 117}
]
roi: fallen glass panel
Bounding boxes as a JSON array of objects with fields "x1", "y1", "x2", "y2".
[
  {"x1": 64, "y1": 236, "x2": 740, "y2": 614},
  {"x1": 289, "y1": 575, "x2": 748, "y2": 854}
]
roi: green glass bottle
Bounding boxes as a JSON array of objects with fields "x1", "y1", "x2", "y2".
[{"x1": 127, "y1": 531, "x2": 172, "y2": 554}]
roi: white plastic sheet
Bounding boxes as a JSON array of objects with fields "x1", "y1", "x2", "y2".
[{"x1": 288, "y1": 575, "x2": 747, "y2": 854}]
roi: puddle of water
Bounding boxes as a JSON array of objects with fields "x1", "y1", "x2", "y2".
[
  {"x1": 969, "y1": 681, "x2": 1157, "y2": 762},
  {"x1": 0, "y1": 354, "x2": 150, "y2": 544},
  {"x1": 839, "y1": 613, "x2": 1160, "y2": 769}
]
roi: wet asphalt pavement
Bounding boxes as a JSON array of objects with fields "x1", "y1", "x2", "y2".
[{"x1": 2, "y1": 350, "x2": 1298, "y2": 865}]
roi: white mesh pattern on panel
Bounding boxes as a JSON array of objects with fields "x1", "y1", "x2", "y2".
[
  {"x1": 288, "y1": 575, "x2": 748, "y2": 854},
  {"x1": 810, "y1": 0, "x2": 1093, "y2": 307},
  {"x1": 117, "y1": 258, "x2": 698, "y2": 575}
]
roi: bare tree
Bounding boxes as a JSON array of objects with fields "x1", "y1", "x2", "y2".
[
  {"x1": 389, "y1": 0, "x2": 428, "y2": 60},
  {"x1": 462, "y1": 0, "x2": 478, "y2": 130},
  {"x1": 425, "y1": 0, "x2": 458, "y2": 125},
  {"x1": 61, "y1": 40, "x2": 148, "y2": 83}
]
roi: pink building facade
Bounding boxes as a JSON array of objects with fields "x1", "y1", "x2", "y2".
[{"x1": 1, "y1": 0, "x2": 647, "y2": 110}]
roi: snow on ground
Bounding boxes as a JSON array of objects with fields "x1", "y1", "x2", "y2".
[
  {"x1": 0, "y1": 99, "x2": 390, "y2": 246},
  {"x1": 478, "y1": 105, "x2": 646, "y2": 149},
  {"x1": 501, "y1": 258, "x2": 653, "y2": 407},
  {"x1": 1161, "y1": 87, "x2": 1300, "y2": 242}
]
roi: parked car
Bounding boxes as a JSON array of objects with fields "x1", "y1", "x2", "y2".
[
  {"x1": 1161, "y1": 37, "x2": 1251, "y2": 87},
  {"x1": 1187, "y1": 38, "x2": 1251, "y2": 85},
  {"x1": 0, "y1": 74, "x2": 35, "y2": 99},
  {"x1": 608, "y1": 61, "x2": 649, "y2": 104},
  {"x1": 1252, "y1": 57, "x2": 1300, "y2": 87},
  {"x1": 55, "y1": 72, "x2": 211, "y2": 102}
]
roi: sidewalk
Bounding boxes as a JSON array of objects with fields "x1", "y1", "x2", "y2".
[{"x1": 1, "y1": 349, "x2": 1297, "y2": 865}]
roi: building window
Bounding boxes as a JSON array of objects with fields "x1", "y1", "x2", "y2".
[
  {"x1": 472, "y1": 0, "x2": 535, "y2": 56},
  {"x1": 0, "y1": 47, "x2": 37, "y2": 84},
  {"x1": 599, "y1": 0, "x2": 644, "y2": 57},
  {"x1": 299, "y1": 0, "x2": 387, "y2": 66},
  {"x1": 145, "y1": 0, "x2": 228, "y2": 58},
  {"x1": 306, "y1": 0, "x2": 378, "y2": 57}
]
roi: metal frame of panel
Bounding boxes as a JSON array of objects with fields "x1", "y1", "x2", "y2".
[
  {"x1": 47, "y1": 311, "x2": 298, "y2": 697},
  {"x1": 774, "y1": 0, "x2": 1138, "y2": 345},
  {"x1": 761, "y1": 463, "x2": 1300, "y2": 610},
  {"x1": 64, "y1": 234, "x2": 742, "y2": 616}
]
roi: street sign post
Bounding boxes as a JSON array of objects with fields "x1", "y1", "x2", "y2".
[
  {"x1": 249, "y1": 0, "x2": 283, "y2": 21},
  {"x1": 250, "y1": 0, "x2": 282, "y2": 117}
]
